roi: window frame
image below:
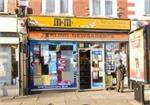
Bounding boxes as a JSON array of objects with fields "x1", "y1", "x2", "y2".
[
  {"x1": 0, "y1": 0, "x2": 7, "y2": 13},
  {"x1": 42, "y1": 0, "x2": 73, "y2": 16}
]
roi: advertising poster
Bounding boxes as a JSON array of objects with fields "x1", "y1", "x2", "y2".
[
  {"x1": 58, "y1": 57, "x2": 66, "y2": 71},
  {"x1": 33, "y1": 45, "x2": 40, "y2": 55},
  {"x1": 34, "y1": 76, "x2": 43, "y2": 86},
  {"x1": 41, "y1": 44, "x2": 49, "y2": 64},
  {"x1": 91, "y1": 50, "x2": 104, "y2": 87},
  {"x1": 129, "y1": 28, "x2": 145, "y2": 82},
  {"x1": 42, "y1": 75, "x2": 50, "y2": 85},
  {"x1": 106, "y1": 75, "x2": 113, "y2": 87}
]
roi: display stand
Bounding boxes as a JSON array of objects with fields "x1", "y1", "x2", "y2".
[{"x1": 133, "y1": 81, "x2": 145, "y2": 104}]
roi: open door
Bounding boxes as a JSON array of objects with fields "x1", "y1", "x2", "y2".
[{"x1": 79, "y1": 49, "x2": 91, "y2": 89}]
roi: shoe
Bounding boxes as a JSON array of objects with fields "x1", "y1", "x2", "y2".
[
  {"x1": 120, "y1": 91, "x2": 123, "y2": 93},
  {"x1": 116, "y1": 90, "x2": 119, "y2": 92}
]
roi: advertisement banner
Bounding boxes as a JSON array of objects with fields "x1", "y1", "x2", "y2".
[
  {"x1": 28, "y1": 16, "x2": 130, "y2": 30},
  {"x1": 129, "y1": 28, "x2": 145, "y2": 82},
  {"x1": 0, "y1": 16, "x2": 17, "y2": 32},
  {"x1": 28, "y1": 32, "x2": 128, "y2": 41}
]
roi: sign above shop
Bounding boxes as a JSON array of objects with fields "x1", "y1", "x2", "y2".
[
  {"x1": 28, "y1": 32, "x2": 128, "y2": 41},
  {"x1": 0, "y1": 16, "x2": 17, "y2": 32},
  {"x1": 28, "y1": 16, "x2": 130, "y2": 30}
]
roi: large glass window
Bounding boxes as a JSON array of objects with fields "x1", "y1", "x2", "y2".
[
  {"x1": 0, "y1": 0, "x2": 4, "y2": 12},
  {"x1": 29, "y1": 41, "x2": 77, "y2": 90},
  {"x1": 0, "y1": 45, "x2": 19, "y2": 86},
  {"x1": 145, "y1": 0, "x2": 150, "y2": 14}
]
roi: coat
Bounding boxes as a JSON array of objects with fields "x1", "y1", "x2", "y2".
[{"x1": 116, "y1": 64, "x2": 126, "y2": 81}]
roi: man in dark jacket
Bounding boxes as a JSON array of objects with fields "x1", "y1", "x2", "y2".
[{"x1": 115, "y1": 59, "x2": 126, "y2": 93}]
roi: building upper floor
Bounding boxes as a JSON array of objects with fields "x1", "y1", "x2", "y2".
[
  {"x1": 1, "y1": 0, "x2": 150, "y2": 20},
  {"x1": 0, "y1": 0, "x2": 125, "y2": 18},
  {"x1": 127, "y1": 0, "x2": 150, "y2": 20}
]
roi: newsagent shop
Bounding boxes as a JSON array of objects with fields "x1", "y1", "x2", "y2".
[{"x1": 27, "y1": 16, "x2": 130, "y2": 91}]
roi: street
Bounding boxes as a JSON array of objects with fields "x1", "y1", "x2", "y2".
[{"x1": 1, "y1": 89, "x2": 150, "y2": 105}]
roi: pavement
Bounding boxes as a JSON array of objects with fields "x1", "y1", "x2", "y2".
[{"x1": 0, "y1": 89, "x2": 150, "y2": 105}]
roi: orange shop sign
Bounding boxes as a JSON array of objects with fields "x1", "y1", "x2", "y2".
[
  {"x1": 28, "y1": 32, "x2": 128, "y2": 41},
  {"x1": 28, "y1": 16, "x2": 130, "y2": 30}
]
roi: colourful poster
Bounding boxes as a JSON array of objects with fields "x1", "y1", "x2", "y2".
[
  {"x1": 33, "y1": 76, "x2": 43, "y2": 86},
  {"x1": 58, "y1": 57, "x2": 66, "y2": 71},
  {"x1": 48, "y1": 61, "x2": 57, "y2": 74},
  {"x1": 106, "y1": 75, "x2": 113, "y2": 87},
  {"x1": 42, "y1": 75, "x2": 50, "y2": 85},
  {"x1": 129, "y1": 28, "x2": 145, "y2": 82}
]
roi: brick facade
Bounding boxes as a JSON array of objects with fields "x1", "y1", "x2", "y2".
[{"x1": 6, "y1": 0, "x2": 130, "y2": 19}]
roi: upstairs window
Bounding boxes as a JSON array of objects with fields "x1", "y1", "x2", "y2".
[
  {"x1": 60, "y1": 0, "x2": 69, "y2": 14},
  {"x1": 90, "y1": 0, "x2": 117, "y2": 17},
  {"x1": 46, "y1": 0, "x2": 55, "y2": 13},
  {"x1": 105, "y1": 0, "x2": 113, "y2": 16},
  {"x1": 92, "y1": 0, "x2": 101, "y2": 16},
  {"x1": 42, "y1": 0, "x2": 72, "y2": 16},
  {"x1": 145, "y1": 0, "x2": 150, "y2": 14},
  {"x1": 0, "y1": 0, "x2": 4, "y2": 12}
]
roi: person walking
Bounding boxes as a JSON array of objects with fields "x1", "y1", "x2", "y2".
[{"x1": 115, "y1": 59, "x2": 126, "y2": 93}]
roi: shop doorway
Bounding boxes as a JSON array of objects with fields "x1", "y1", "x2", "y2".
[{"x1": 79, "y1": 49, "x2": 91, "y2": 89}]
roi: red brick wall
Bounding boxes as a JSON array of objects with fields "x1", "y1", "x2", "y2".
[
  {"x1": 28, "y1": 0, "x2": 42, "y2": 15},
  {"x1": 117, "y1": 0, "x2": 128, "y2": 19},
  {"x1": 73, "y1": 0, "x2": 89, "y2": 16},
  {"x1": 8, "y1": 0, "x2": 17, "y2": 14}
]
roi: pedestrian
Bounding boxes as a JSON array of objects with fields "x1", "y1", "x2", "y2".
[
  {"x1": 114, "y1": 50, "x2": 122, "y2": 68},
  {"x1": 115, "y1": 59, "x2": 126, "y2": 93}
]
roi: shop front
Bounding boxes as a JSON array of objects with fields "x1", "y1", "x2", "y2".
[
  {"x1": 0, "y1": 16, "x2": 19, "y2": 96},
  {"x1": 27, "y1": 16, "x2": 130, "y2": 91}
]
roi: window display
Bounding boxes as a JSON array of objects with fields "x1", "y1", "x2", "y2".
[
  {"x1": 29, "y1": 41, "x2": 77, "y2": 90},
  {"x1": 0, "y1": 45, "x2": 19, "y2": 86}
]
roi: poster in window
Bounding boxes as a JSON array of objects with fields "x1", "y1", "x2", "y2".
[
  {"x1": 129, "y1": 28, "x2": 145, "y2": 82},
  {"x1": 41, "y1": 44, "x2": 50, "y2": 64},
  {"x1": 34, "y1": 76, "x2": 43, "y2": 86},
  {"x1": 58, "y1": 57, "x2": 66, "y2": 71},
  {"x1": 33, "y1": 45, "x2": 40, "y2": 55}
]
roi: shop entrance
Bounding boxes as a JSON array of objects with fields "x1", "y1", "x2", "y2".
[
  {"x1": 79, "y1": 48, "x2": 105, "y2": 89},
  {"x1": 79, "y1": 49, "x2": 91, "y2": 89}
]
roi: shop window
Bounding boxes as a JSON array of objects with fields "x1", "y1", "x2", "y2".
[
  {"x1": 30, "y1": 42, "x2": 77, "y2": 89},
  {"x1": 145, "y1": 0, "x2": 150, "y2": 14},
  {"x1": 0, "y1": 45, "x2": 18, "y2": 86},
  {"x1": 0, "y1": 0, "x2": 7, "y2": 13}
]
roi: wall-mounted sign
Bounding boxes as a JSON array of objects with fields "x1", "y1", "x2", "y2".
[
  {"x1": 0, "y1": 16, "x2": 17, "y2": 32},
  {"x1": 28, "y1": 16, "x2": 130, "y2": 30},
  {"x1": 19, "y1": 0, "x2": 29, "y2": 6},
  {"x1": 28, "y1": 32, "x2": 128, "y2": 41}
]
